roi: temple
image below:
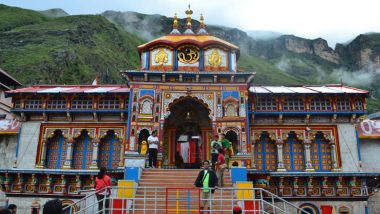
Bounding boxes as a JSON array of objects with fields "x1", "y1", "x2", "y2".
[{"x1": 1, "y1": 6, "x2": 380, "y2": 214}]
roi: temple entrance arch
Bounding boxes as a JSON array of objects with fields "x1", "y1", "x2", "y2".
[
  {"x1": 164, "y1": 96, "x2": 212, "y2": 168},
  {"x1": 137, "y1": 129, "x2": 150, "y2": 154}
]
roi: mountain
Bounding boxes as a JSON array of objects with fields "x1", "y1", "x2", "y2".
[
  {"x1": 246, "y1": 30, "x2": 282, "y2": 40},
  {"x1": 39, "y1": 8, "x2": 69, "y2": 18},
  {"x1": 0, "y1": 5, "x2": 379, "y2": 112}
]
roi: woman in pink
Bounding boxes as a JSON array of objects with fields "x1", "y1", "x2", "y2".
[{"x1": 95, "y1": 167, "x2": 111, "y2": 214}]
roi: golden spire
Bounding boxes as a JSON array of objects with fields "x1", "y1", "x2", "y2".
[
  {"x1": 200, "y1": 13, "x2": 205, "y2": 29},
  {"x1": 185, "y1": 4, "x2": 193, "y2": 29},
  {"x1": 173, "y1": 13, "x2": 178, "y2": 29}
]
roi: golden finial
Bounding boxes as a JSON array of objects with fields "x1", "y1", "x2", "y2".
[
  {"x1": 173, "y1": 13, "x2": 178, "y2": 29},
  {"x1": 200, "y1": 13, "x2": 204, "y2": 29},
  {"x1": 185, "y1": 4, "x2": 193, "y2": 29}
]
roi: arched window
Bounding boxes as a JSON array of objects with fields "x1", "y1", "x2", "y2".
[
  {"x1": 99, "y1": 130, "x2": 121, "y2": 169},
  {"x1": 254, "y1": 132, "x2": 276, "y2": 171},
  {"x1": 72, "y1": 130, "x2": 93, "y2": 169},
  {"x1": 141, "y1": 100, "x2": 153, "y2": 114},
  {"x1": 283, "y1": 132, "x2": 304, "y2": 171},
  {"x1": 311, "y1": 132, "x2": 332, "y2": 171},
  {"x1": 46, "y1": 130, "x2": 67, "y2": 169},
  {"x1": 225, "y1": 103, "x2": 237, "y2": 116}
]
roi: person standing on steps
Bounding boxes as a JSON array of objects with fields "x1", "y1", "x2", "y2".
[
  {"x1": 216, "y1": 148, "x2": 226, "y2": 187},
  {"x1": 95, "y1": 167, "x2": 111, "y2": 214},
  {"x1": 210, "y1": 135, "x2": 221, "y2": 170},
  {"x1": 220, "y1": 134, "x2": 231, "y2": 169},
  {"x1": 148, "y1": 130, "x2": 159, "y2": 168},
  {"x1": 194, "y1": 160, "x2": 218, "y2": 213}
]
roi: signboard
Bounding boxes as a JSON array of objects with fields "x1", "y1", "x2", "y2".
[
  {"x1": 357, "y1": 119, "x2": 380, "y2": 138},
  {"x1": 0, "y1": 119, "x2": 20, "y2": 134}
]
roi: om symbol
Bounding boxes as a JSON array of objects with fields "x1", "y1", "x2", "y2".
[{"x1": 177, "y1": 46, "x2": 200, "y2": 64}]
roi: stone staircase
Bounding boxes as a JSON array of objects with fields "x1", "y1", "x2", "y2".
[{"x1": 130, "y1": 169, "x2": 234, "y2": 213}]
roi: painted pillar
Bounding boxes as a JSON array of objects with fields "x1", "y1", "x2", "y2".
[
  {"x1": 38, "y1": 138, "x2": 48, "y2": 168},
  {"x1": 89, "y1": 137, "x2": 100, "y2": 169},
  {"x1": 62, "y1": 137, "x2": 74, "y2": 169},
  {"x1": 275, "y1": 138, "x2": 286, "y2": 172},
  {"x1": 303, "y1": 131, "x2": 315, "y2": 172},
  {"x1": 330, "y1": 135, "x2": 340, "y2": 171},
  {"x1": 118, "y1": 138, "x2": 125, "y2": 168},
  {"x1": 250, "y1": 134, "x2": 256, "y2": 169}
]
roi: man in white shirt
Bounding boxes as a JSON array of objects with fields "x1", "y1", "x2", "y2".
[{"x1": 147, "y1": 130, "x2": 159, "y2": 168}]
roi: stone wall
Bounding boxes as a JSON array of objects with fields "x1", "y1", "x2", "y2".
[
  {"x1": 368, "y1": 191, "x2": 380, "y2": 214},
  {"x1": 360, "y1": 139, "x2": 380, "y2": 171},
  {"x1": 337, "y1": 124, "x2": 361, "y2": 172},
  {"x1": 16, "y1": 122, "x2": 41, "y2": 169},
  {"x1": 0, "y1": 134, "x2": 17, "y2": 169}
]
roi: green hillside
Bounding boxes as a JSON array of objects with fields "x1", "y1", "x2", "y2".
[
  {"x1": 0, "y1": 4, "x2": 47, "y2": 31},
  {"x1": 0, "y1": 5, "x2": 143, "y2": 85}
]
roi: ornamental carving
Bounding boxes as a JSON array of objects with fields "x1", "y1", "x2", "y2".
[
  {"x1": 208, "y1": 49, "x2": 222, "y2": 67},
  {"x1": 154, "y1": 48, "x2": 168, "y2": 65},
  {"x1": 177, "y1": 45, "x2": 199, "y2": 64}
]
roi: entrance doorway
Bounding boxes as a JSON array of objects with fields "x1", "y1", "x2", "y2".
[
  {"x1": 164, "y1": 97, "x2": 212, "y2": 168},
  {"x1": 138, "y1": 129, "x2": 150, "y2": 154},
  {"x1": 225, "y1": 130, "x2": 238, "y2": 154}
]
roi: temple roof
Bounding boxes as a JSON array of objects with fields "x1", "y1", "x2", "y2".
[
  {"x1": 249, "y1": 85, "x2": 369, "y2": 95},
  {"x1": 5, "y1": 85, "x2": 130, "y2": 96},
  {"x1": 138, "y1": 34, "x2": 240, "y2": 55}
]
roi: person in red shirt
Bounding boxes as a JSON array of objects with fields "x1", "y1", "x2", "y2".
[
  {"x1": 95, "y1": 167, "x2": 111, "y2": 214},
  {"x1": 216, "y1": 148, "x2": 226, "y2": 187}
]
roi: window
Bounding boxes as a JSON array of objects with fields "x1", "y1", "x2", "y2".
[
  {"x1": 98, "y1": 97, "x2": 120, "y2": 109},
  {"x1": 311, "y1": 133, "x2": 332, "y2": 171},
  {"x1": 141, "y1": 100, "x2": 153, "y2": 114},
  {"x1": 225, "y1": 103, "x2": 237, "y2": 116},
  {"x1": 254, "y1": 133, "x2": 276, "y2": 171},
  {"x1": 25, "y1": 98, "x2": 43, "y2": 109},
  {"x1": 283, "y1": 133, "x2": 304, "y2": 171},
  {"x1": 354, "y1": 99, "x2": 363, "y2": 111},
  {"x1": 71, "y1": 97, "x2": 93, "y2": 109},
  {"x1": 47, "y1": 97, "x2": 67, "y2": 109},
  {"x1": 283, "y1": 98, "x2": 304, "y2": 111},
  {"x1": 310, "y1": 98, "x2": 332, "y2": 111},
  {"x1": 14, "y1": 99, "x2": 21, "y2": 109},
  {"x1": 336, "y1": 98, "x2": 351, "y2": 111},
  {"x1": 255, "y1": 97, "x2": 277, "y2": 111}
]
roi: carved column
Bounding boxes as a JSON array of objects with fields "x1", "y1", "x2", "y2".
[
  {"x1": 63, "y1": 137, "x2": 74, "y2": 169},
  {"x1": 251, "y1": 143, "x2": 256, "y2": 169},
  {"x1": 90, "y1": 137, "x2": 100, "y2": 170},
  {"x1": 329, "y1": 136, "x2": 340, "y2": 171},
  {"x1": 275, "y1": 138, "x2": 286, "y2": 172},
  {"x1": 37, "y1": 137, "x2": 48, "y2": 169},
  {"x1": 118, "y1": 138, "x2": 125, "y2": 168},
  {"x1": 303, "y1": 131, "x2": 315, "y2": 172},
  {"x1": 75, "y1": 175, "x2": 82, "y2": 193}
]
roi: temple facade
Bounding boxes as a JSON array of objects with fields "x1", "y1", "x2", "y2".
[{"x1": 1, "y1": 7, "x2": 380, "y2": 214}]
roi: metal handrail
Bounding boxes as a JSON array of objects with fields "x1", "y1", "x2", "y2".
[{"x1": 63, "y1": 186, "x2": 312, "y2": 214}]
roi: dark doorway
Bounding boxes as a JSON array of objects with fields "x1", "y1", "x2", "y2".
[
  {"x1": 164, "y1": 97, "x2": 211, "y2": 168},
  {"x1": 225, "y1": 130, "x2": 238, "y2": 154},
  {"x1": 138, "y1": 129, "x2": 150, "y2": 154}
]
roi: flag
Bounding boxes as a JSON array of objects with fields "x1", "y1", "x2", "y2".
[{"x1": 92, "y1": 75, "x2": 99, "y2": 85}]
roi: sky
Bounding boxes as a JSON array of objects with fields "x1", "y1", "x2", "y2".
[{"x1": 1, "y1": 0, "x2": 380, "y2": 48}]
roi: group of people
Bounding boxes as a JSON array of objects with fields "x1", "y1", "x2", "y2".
[
  {"x1": 193, "y1": 133, "x2": 235, "y2": 212},
  {"x1": 0, "y1": 199, "x2": 63, "y2": 214}
]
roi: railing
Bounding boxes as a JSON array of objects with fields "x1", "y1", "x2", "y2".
[{"x1": 63, "y1": 186, "x2": 312, "y2": 214}]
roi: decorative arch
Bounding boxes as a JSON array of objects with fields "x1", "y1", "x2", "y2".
[
  {"x1": 163, "y1": 92, "x2": 214, "y2": 120},
  {"x1": 254, "y1": 131, "x2": 277, "y2": 171},
  {"x1": 310, "y1": 131, "x2": 332, "y2": 171},
  {"x1": 45, "y1": 129, "x2": 67, "y2": 169},
  {"x1": 99, "y1": 130, "x2": 122, "y2": 169},
  {"x1": 138, "y1": 128, "x2": 150, "y2": 153},
  {"x1": 223, "y1": 96, "x2": 238, "y2": 117},
  {"x1": 139, "y1": 95, "x2": 154, "y2": 115},
  {"x1": 298, "y1": 203, "x2": 320, "y2": 214},
  {"x1": 282, "y1": 131, "x2": 305, "y2": 171},
  {"x1": 72, "y1": 129, "x2": 94, "y2": 170}
]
